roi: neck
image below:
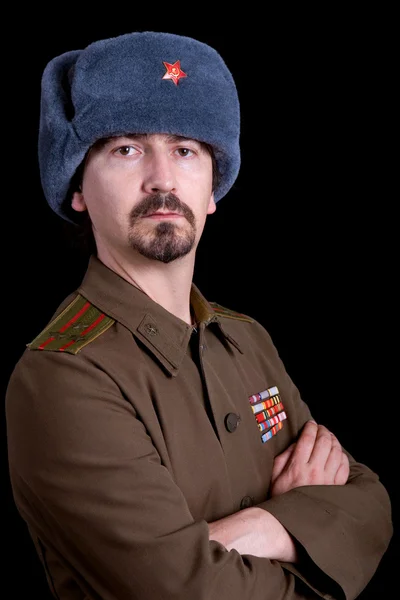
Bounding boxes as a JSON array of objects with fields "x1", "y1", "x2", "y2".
[{"x1": 96, "y1": 246, "x2": 195, "y2": 326}]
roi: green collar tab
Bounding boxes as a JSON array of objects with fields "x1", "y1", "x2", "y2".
[
  {"x1": 27, "y1": 294, "x2": 115, "y2": 355},
  {"x1": 209, "y1": 302, "x2": 254, "y2": 323}
]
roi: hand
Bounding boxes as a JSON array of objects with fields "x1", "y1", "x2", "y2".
[
  {"x1": 270, "y1": 420, "x2": 350, "y2": 497},
  {"x1": 208, "y1": 507, "x2": 298, "y2": 562}
]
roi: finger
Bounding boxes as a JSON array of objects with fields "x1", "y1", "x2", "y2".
[
  {"x1": 308, "y1": 425, "x2": 335, "y2": 466},
  {"x1": 291, "y1": 421, "x2": 319, "y2": 464},
  {"x1": 334, "y1": 453, "x2": 350, "y2": 485},
  {"x1": 324, "y1": 434, "x2": 344, "y2": 481},
  {"x1": 271, "y1": 443, "x2": 296, "y2": 481}
]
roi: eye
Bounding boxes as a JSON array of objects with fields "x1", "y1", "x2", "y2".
[
  {"x1": 175, "y1": 147, "x2": 195, "y2": 158},
  {"x1": 115, "y1": 146, "x2": 138, "y2": 157}
]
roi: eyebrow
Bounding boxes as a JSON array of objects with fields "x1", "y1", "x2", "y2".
[{"x1": 120, "y1": 133, "x2": 201, "y2": 145}]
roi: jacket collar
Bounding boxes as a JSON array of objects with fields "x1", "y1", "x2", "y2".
[{"x1": 77, "y1": 255, "x2": 240, "y2": 376}]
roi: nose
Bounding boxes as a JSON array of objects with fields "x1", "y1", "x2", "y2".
[{"x1": 142, "y1": 150, "x2": 177, "y2": 195}]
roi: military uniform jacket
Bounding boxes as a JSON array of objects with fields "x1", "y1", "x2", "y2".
[{"x1": 6, "y1": 256, "x2": 392, "y2": 600}]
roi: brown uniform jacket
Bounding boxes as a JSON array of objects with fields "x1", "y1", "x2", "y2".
[{"x1": 5, "y1": 256, "x2": 392, "y2": 600}]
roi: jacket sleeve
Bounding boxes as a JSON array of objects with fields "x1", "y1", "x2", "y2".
[
  {"x1": 6, "y1": 349, "x2": 321, "y2": 600},
  {"x1": 251, "y1": 322, "x2": 393, "y2": 600}
]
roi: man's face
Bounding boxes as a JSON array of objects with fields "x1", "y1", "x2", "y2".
[{"x1": 71, "y1": 133, "x2": 216, "y2": 263}]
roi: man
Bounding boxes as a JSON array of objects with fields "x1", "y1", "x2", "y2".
[{"x1": 5, "y1": 31, "x2": 392, "y2": 599}]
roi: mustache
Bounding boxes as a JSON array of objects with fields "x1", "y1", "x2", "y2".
[{"x1": 129, "y1": 193, "x2": 195, "y2": 226}]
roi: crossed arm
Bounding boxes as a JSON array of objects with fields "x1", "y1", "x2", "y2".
[{"x1": 208, "y1": 421, "x2": 350, "y2": 562}]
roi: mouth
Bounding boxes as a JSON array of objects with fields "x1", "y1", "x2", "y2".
[{"x1": 143, "y1": 211, "x2": 184, "y2": 220}]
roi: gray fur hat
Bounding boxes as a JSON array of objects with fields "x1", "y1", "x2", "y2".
[{"x1": 38, "y1": 31, "x2": 241, "y2": 222}]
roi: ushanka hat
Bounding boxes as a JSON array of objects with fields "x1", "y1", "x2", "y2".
[{"x1": 38, "y1": 31, "x2": 241, "y2": 222}]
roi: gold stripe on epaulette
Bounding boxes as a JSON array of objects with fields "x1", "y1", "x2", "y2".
[
  {"x1": 28, "y1": 294, "x2": 115, "y2": 354},
  {"x1": 209, "y1": 302, "x2": 254, "y2": 323}
]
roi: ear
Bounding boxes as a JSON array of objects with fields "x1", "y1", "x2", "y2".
[
  {"x1": 71, "y1": 190, "x2": 88, "y2": 213},
  {"x1": 207, "y1": 192, "x2": 217, "y2": 215}
]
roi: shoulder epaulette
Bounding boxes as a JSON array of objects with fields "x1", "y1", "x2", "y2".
[
  {"x1": 27, "y1": 294, "x2": 115, "y2": 354},
  {"x1": 209, "y1": 302, "x2": 254, "y2": 323}
]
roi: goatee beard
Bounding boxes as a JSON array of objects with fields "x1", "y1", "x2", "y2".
[{"x1": 128, "y1": 193, "x2": 196, "y2": 264}]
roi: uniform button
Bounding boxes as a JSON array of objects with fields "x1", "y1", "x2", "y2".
[
  {"x1": 240, "y1": 496, "x2": 254, "y2": 510},
  {"x1": 224, "y1": 412, "x2": 241, "y2": 433},
  {"x1": 144, "y1": 323, "x2": 158, "y2": 336}
]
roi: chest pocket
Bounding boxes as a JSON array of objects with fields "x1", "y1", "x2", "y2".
[{"x1": 248, "y1": 385, "x2": 287, "y2": 443}]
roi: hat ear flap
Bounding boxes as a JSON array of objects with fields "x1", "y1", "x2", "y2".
[{"x1": 39, "y1": 50, "x2": 85, "y2": 222}]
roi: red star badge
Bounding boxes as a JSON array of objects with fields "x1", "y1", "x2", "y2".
[{"x1": 162, "y1": 60, "x2": 187, "y2": 86}]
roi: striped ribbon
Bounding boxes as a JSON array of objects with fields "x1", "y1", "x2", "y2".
[{"x1": 248, "y1": 386, "x2": 287, "y2": 443}]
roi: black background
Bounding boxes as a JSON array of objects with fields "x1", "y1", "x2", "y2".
[{"x1": 2, "y1": 12, "x2": 396, "y2": 598}]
